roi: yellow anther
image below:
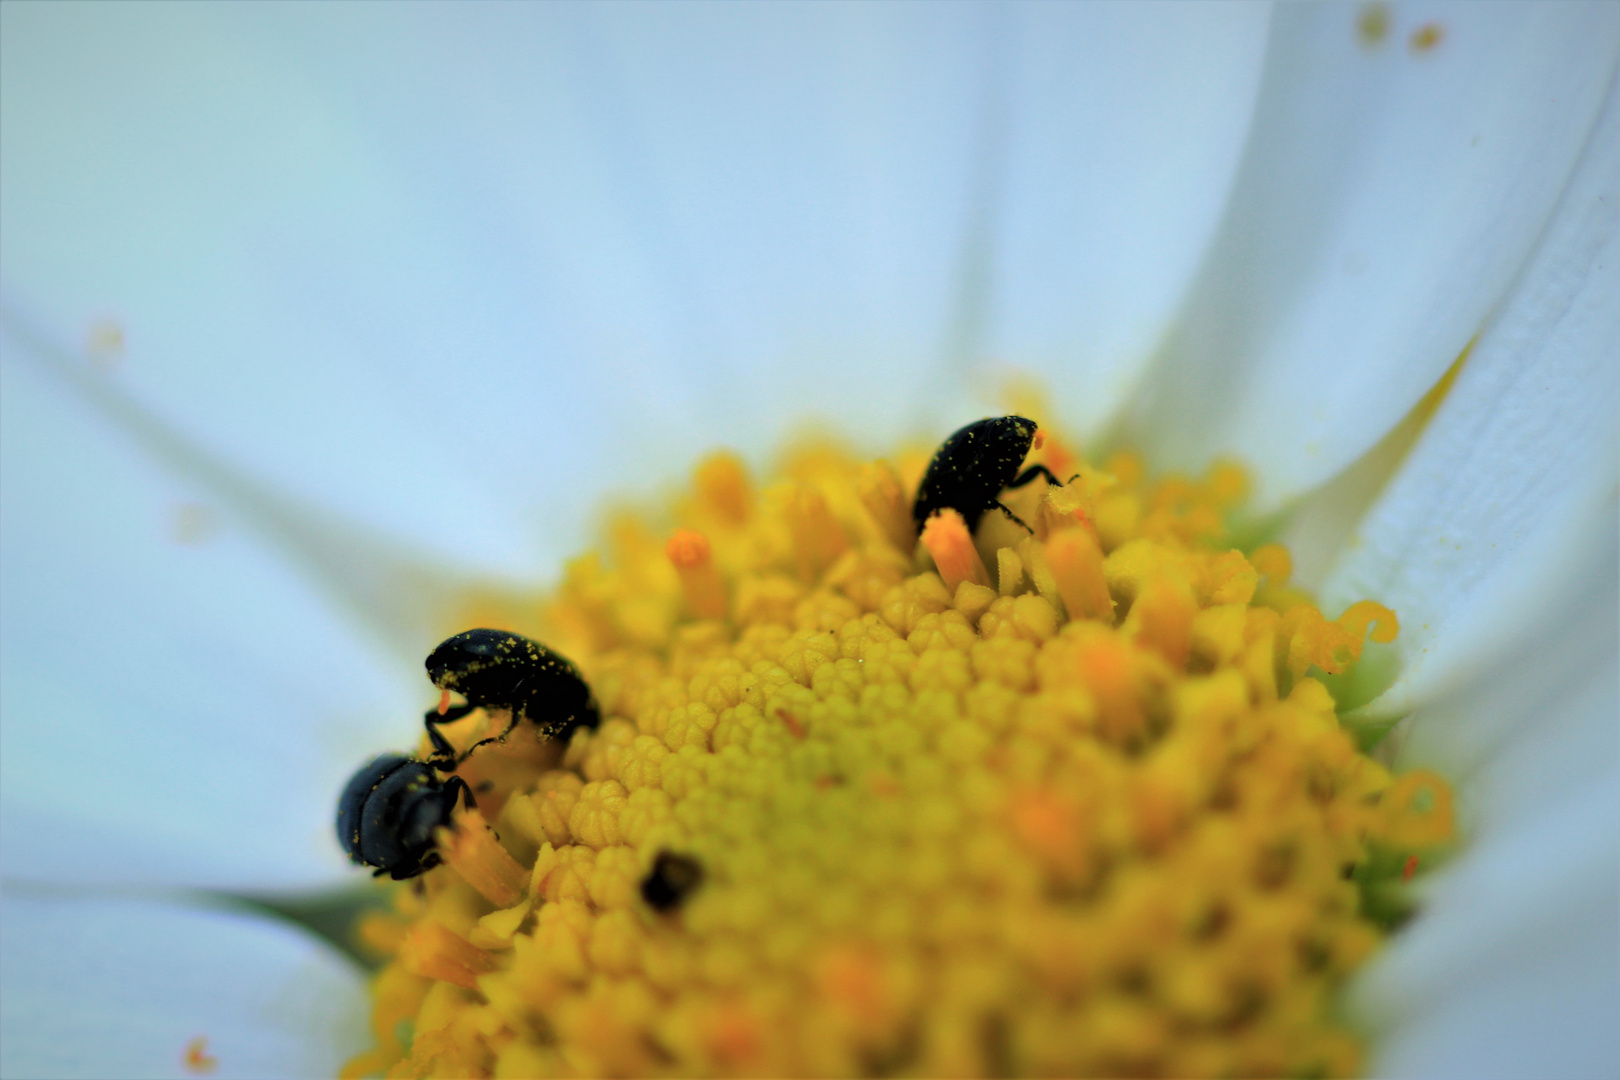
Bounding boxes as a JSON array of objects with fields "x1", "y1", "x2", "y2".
[
  {"x1": 1016, "y1": 535, "x2": 1064, "y2": 616},
  {"x1": 1202, "y1": 459, "x2": 1250, "y2": 507},
  {"x1": 1249, "y1": 543, "x2": 1293, "y2": 584},
  {"x1": 1281, "y1": 604, "x2": 1362, "y2": 677},
  {"x1": 1046, "y1": 527, "x2": 1113, "y2": 623},
  {"x1": 856, "y1": 460, "x2": 916, "y2": 553},
  {"x1": 1202, "y1": 549, "x2": 1259, "y2": 606},
  {"x1": 1126, "y1": 576, "x2": 1198, "y2": 669},
  {"x1": 694, "y1": 451, "x2": 753, "y2": 525},
  {"x1": 1077, "y1": 634, "x2": 1146, "y2": 746},
  {"x1": 920, "y1": 508, "x2": 991, "y2": 590},
  {"x1": 786, "y1": 483, "x2": 850, "y2": 583},
  {"x1": 436, "y1": 807, "x2": 528, "y2": 909},
  {"x1": 1338, "y1": 599, "x2": 1400, "y2": 644},
  {"x1": 1375, "y1": 769, "x2": 1457, "y2": 849},
  {"x1": 995, "y1": 546, "x2": 1025, "y2": 596},
  {"x1": 469, "y1": 899, "x2": 532, "y2": 950},
  {"x1": 666, "y1": 528, "x2": 728, "y2": 620},
  {"x1": 399, "y1": 921, "x2": 498, "y2": 990}
]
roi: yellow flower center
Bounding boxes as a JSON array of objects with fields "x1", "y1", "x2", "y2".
[{"x1": 343, "y1": 422, "x2": 1454, "y2": 1079}]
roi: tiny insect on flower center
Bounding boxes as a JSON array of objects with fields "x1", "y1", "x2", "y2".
[{"x1": 342, "y1": 420, "x2": 1454, "y2": 1080}]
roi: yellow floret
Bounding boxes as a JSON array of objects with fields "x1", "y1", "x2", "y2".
[{"x1": 347, "y1": 426, "x2": 1454, "y2": 1079}]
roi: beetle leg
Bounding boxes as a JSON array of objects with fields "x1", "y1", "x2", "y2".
[
  {"x1": 451, "y1": 706, "x2": 525, "y2": 766},
  {"x1": 993, "y1": 501, "x2": 1036, "y2": 535},
  {"x1": 444, "y1": 774, "x2": 478, "y2": 811},
  {"x1": 1007, "y1": 463, "x2": 1064, "y2": 490},
  {"x1": 423, "y1": 703, "x2": 478, "y2": 771}
]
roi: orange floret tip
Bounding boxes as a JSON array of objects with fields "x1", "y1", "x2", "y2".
[
  {"x1": 667, "y1": 528, "x2": 728, "y2": 620},
  {"x1": 920, "y1": 508, "x2": 991, "y2": 590},
  {"x1": 399, "y1": 921, "x2": 498, "y2": 990},
  {"x1": 1127, "y1": 577, "x2": 1197, "y2": 669},
  {"x1": 666, "y1": 527, "x2": 711, "y2": 568},
  {"x1": 1045, "y1": 528, "x2": 1112, "y2": 622},
  {"x1": 436, "y1": 807, "x2": 528, "y2": 908},
  {"x1": 347, "y1": 417, "x2": 1456, "y2": 1079}
]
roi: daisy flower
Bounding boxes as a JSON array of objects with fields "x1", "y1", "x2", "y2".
[{"x1": 1, "y1": 3, "x2": 1614, "y2": 1077}]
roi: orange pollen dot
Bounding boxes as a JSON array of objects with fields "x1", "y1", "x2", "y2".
[
  {"x1": 437, "y1": 688, "x2": 451, "y2": 716},
  {"x1": 1410, "y1": 22, "x2": 1444, "y2": 52},
  {"x1": 708, "y1": 1008, "x2": 761, "y2": 1067},
  {"x1": 776, "y1": 707, "x2": 806, "y2": 739},
  {"x1": 818, "y1": 947, "x2": 878, "y2": 1002},
  {"x1": 182, "y1": 1036, "x2": 218, "y2": 1075},
  {"x1": 1402, "y1": 855, "x2": 1420, "y2": 882},
  {"x1": 920, "y1": 508, "x2": 990, "y2": 590}
]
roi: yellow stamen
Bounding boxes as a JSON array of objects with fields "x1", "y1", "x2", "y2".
[
  {"x1": 666, "y1": 528, "x2": 728, "y2": 620},
  {"x1": 435, "y1": 807, "x2": 528, "y2": 908},
  {"x1": 1339, "y1": 599, "x2": 1400, "y2": 644},
  {"x1": 1374, "y1": 769, "x2": 1457, "y2": 849},
  {"x1": 1045, "y1": 527, "x2": 1113, "y2": 622},
  {"x1": 920, "y1": 508, "x2": 991, "y2": 590},
  {"x1": 995, "y1": 545, "x2": 1025, "y2": 596},
  {"x1": 1250, "y1": 542, "x2": 1293, "y2": 584},
  {"x1": 692, "y1": 451, "x2": 753, "y2": 526},
  {"x1": 346, "y1": 426, "x2": 1455, "y2": 1080},
  {"x1": 786, "y1": 483, "x2": 849, "y2": 583},
  {"x1": 856, "y1": 460, "x2": 916, "y2": 553},
  {"x1": 399, "y1": 921, "x2": 498, "y2": 991}
]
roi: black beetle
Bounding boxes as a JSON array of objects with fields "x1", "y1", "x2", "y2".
[
  {"x1": 336, "y1": 754, "x2": 474, "y2": 879},
  {"x1": 912, "y1": 415, "x2": 1066, "y2": 535},
  {"x1": 640, "y1": 850, "x2": 704, "y2": 911},
  {"x1": 422, "y1": 629, "x2": 601, "y2": 769}
]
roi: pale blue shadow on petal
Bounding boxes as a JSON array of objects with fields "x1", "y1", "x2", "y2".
[{"x1": 0, "y1": 891, "x2": 368, "y2": 1080}]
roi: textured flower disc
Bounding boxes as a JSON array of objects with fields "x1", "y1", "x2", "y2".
[{"x1": 344, "y1": 423, "x2": 1454, "y2": 1079}]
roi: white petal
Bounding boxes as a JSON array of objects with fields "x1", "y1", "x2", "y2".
[
  {"x1": 0, "y1": 892, "x2": 368, "y2": 1080},
  {"x1": 974, "y1": 2, "x2": 1271, "y2": 432},
  {"x1": 2, "y1": 1, "x2": 994, "y2": 579},
  {"x1": 1128, "y1": 1, "x2": 1619, "y2": 509},
  {"x1": 1329, "y1": 105, "x2": 1620, "y2": 1071},
  {"x1": 1321, "y1": 70, "x2": 1620, "y2": 718},
  {"x1": 1342, "y1": 417, "x2": 1617, "y2": 1077},
  {"x1": 0, "y1": 3, "x2": 1268, "y2": 891},
  {"x1": 0, "y1": 352, "x2": 418, "y2": 890},
  {"x1": 1352, "y1": 768, "x2": 1619, "y2": 1079}
]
